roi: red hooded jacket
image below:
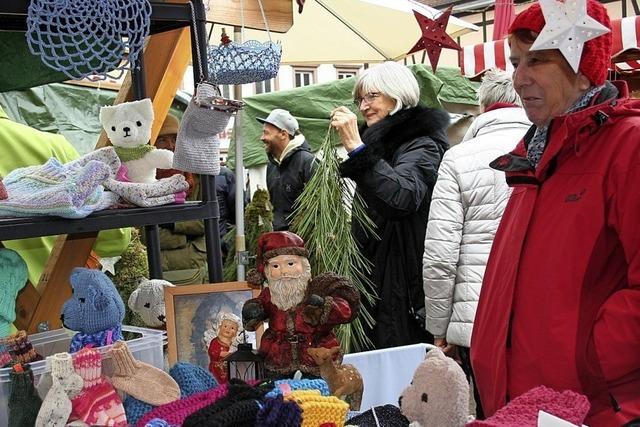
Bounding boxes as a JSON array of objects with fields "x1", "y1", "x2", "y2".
[{"x1": 471, "y1": 82, "x2": 640, "y2": 426}]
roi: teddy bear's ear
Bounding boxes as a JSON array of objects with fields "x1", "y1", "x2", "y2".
[
  {"x1": 133, "y1": 98, "x2": 154, "y2": 122},
  {"x1": 128, "y1": 288, "x2": 141, "y2": 311},
  {"x1": 99, "y1": 105, "x2": 115, "y2": 127}
]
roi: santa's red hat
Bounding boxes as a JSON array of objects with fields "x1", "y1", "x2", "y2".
[
  {"x1": 246, "y1": 231, "x2": 309, "y2": 286},
  {"x1": 508, "y1": 0, "x2": 612, "y2": 86}
]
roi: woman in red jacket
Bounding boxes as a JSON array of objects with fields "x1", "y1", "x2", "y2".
[{"x1": 471, "y1": 1, "x2": 640, "y2": 425}]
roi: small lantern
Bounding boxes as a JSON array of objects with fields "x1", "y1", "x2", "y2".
[{"x1": 225, "y1": 338, "x2": 265, "y2": 382}]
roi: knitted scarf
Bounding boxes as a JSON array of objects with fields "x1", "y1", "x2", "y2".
[
  {"x1": 69, "y1": 325, "x2": 123, "y2": 353},
  {"x1": 527, "y1": 85, "x2": 604, "y2": 168},
  {"x1": 114, "y1": 145, "x2": 155, "y2": 162}
]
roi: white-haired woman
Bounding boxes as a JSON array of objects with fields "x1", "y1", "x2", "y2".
[
  {"x1": 331, "y1": 62, "x2": 449, "y2": 349},
  {"x1": 207, "y1": 312, "x2": 240, "y2": 383}
]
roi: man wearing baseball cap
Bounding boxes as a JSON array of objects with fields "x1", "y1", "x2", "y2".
[{"x1": 257, "y1": 108, "x2": 316, "y2": 231}]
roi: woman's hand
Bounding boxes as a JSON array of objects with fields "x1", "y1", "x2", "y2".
[{"x1": 330, "y1": 106, "x2": 363, "y2": 153}]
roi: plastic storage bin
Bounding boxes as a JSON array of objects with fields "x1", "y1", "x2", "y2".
[{"x1": 0, "y1": 325, "x2": 165, "y2": 425}]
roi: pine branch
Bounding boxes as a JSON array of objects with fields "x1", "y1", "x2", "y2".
[{"x1": 291, "y1": 126, "x2": 378, "y2": 353}]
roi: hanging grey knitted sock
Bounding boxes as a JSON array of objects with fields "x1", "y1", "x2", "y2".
[
  {"x1": 35, "y1": 352, "x2": 84, "y2": 427},
  {"x1": 173, "y1": 82, "x2": 231, "y2": 175}
]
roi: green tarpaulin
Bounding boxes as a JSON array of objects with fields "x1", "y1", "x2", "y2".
[
  {"x1": 228, "y1": 65, "x2": 479, "y2": 169},
  {"x1": 0, "y1": 83, "x2": 187, "y2": 155}
]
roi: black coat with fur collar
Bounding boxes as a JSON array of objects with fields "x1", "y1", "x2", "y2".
[{"x1": 340, "y1": 105, "x2": 449, "y2": 349}]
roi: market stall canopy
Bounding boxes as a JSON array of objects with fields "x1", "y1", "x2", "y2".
[
  {"x1": 227, "y1": 65, "x2": 479, "y2": 169},
  {"x1": 611, "y1": 15, "x2": 640, "y2": 73},
  {"x1": 237, "y1": 0, "x2": 479, "y2": 64},
  {"x1": 460, "y1": 15, "x2": 640, "y2": 79}
]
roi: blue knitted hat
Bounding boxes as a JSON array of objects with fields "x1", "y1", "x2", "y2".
[
  {"x1": 169, "y1": 362, "x2": 218, "y2": 397},
  {"x1": 61, "y1": 267, "x2": 125, "y2": 334},
  {"x1": 124, "y1": 395, "x2": 155, "y2": 426},
  {"x1": 0, "y1": 249, "x2": 28, "y2": 337}
]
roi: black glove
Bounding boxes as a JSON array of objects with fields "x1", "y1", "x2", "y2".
[{"x1": 302, "y1": 294, "x2": 325, "y2": 326}]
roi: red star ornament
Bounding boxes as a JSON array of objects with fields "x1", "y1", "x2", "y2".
[{"x1": 408, "y1": 6, "x2": 461, "y2": 72}]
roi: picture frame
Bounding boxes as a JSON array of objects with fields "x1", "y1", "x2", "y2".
[{"x1": 165, "y1": 281, "x2": 262, "y2": 368}]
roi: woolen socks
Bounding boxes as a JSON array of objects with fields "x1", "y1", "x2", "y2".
[
  {"x1": 70, "y1": 346, "x2": 127, "y2": 426},
  {"x1": 0, "y1": 249, "x2": 28, "y2": 337},
  {"x1": 108, "y1": 341, "x2": 180, "y2": 405},
  {"x1": 8, "y1": 364, "x2": 42, "y2": 427},
  {"x1": 1, "y1": 330, "x2": 42, "y2": 364},
  {"x1": 104, "y1": 174, "x2": 188, "y2": 207},
  {"x1": 36, "y1": 352, "x2": 84, "y2": 427}
]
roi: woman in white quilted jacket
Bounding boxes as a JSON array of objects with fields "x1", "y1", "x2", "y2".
[{"x1": 422, "y1": 69, "x2": 531, "y2": 418}]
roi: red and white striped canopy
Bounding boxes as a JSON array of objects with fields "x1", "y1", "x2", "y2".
[
  {"x1": 459, "y1": 15, "x2": 640, "y2": 78},
  {"x1": 611, "y1": 15, "x2": 640, "y2": 73}
]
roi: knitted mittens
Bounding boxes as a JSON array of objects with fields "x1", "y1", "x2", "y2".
[
  {"x1": 70, "y1": 346, "x2": 127, "y2": 426},
  {"x1": 108, "y1": 341, "x2": 180, "y2": 405},
  {"x1": 103, "y1": 174, "x2": 188, "y2": 207},
  {"x1": 169, "y1": 362, "x2": 218, "y2": 397},
  {"x1": 36, "y1": 352, "x2": 84, "y2": 427},
  {"x1": 1, "y1": 330, "x2": 42, "y2": 364},
  {"x1": 0, "y1": 249, "x2": 28, "y2": 337},
  {"x1": 8, "y1": 364, "x2": 42, "y2": 427},
  {"x1": 173, "y1": 82, "x2": 230, "y2": 175},
  {"x1": 0, "y1": 158, "x2": 111, "y2": 218}
]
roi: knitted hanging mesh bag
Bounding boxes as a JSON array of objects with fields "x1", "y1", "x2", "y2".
[
  {"x1": 26, "y1": 0, "x2": 151, "y2": 80},
  {"x1": 207, "y1": 0, "x2": 282, "y2": 85}
]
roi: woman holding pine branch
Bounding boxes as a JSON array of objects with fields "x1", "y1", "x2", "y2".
[{"x1": 331, "y1": 61, "x2": 449, "y2": 349}]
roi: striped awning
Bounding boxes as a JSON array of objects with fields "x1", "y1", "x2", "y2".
[
  {"x1": 611, "y1": 15, "x2": 640, "y2": 73},
  {"x1": 459, "y1": 39, "x2": 513, "y2": 79},
  {"x1": 460, "y1": 15, "x2": 640, "y2": 78}
]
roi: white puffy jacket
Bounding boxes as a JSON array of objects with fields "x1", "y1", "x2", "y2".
[{"x1": 422, "y1": 107, "x2": 531, "y2": 348}]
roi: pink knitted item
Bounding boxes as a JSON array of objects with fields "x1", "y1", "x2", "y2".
[
  {"x1": 0, "y1": 177, "x2": 7, "y2": 200},
  {"x1": 136, "y1": 383, "x2": 229, "y2": 427},
  {"x1": 467, "y1": 386, "x2": 590, "y2": 427},
  {"x1": 70, "y1": 347, "x2": 127, "y2": 426}
]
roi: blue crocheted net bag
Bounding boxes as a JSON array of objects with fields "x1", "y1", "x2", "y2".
[{"x1": 207, "y1": 39, "x2": 282, "y2": 85}]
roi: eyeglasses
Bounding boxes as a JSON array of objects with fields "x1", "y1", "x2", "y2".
[{"x1": 353, "y1": 92, "x2": 381, "y2": 108}]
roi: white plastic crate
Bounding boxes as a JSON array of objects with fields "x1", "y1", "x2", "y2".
[{"x1": 0, "y1": 325, "x2": 166, "y2": 425}]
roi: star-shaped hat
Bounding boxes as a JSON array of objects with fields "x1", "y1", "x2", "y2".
[
  {"x1": 530, "y1": 0, "x2": 610, "y2": 73},
  {"x1": 408, "y1": 6, "x2": 461, "y2": 72}
]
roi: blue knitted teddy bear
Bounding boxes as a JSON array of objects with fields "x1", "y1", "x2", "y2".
[{"x1": 61, "y1": 267, "x2": 125, "y2": 352}]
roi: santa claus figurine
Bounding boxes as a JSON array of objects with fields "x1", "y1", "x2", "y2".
[{"x1": 243, "y1": 231, "x2": 360, "y2": 378}]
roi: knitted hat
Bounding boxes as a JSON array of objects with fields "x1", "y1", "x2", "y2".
[
  {"x1": 284, "y1": 390, "x2": 349, "y2": 427},
  {"x1": 136, "y1": 383, "x2": 229, "y2": 427},
  {"x1": 265, "y1": 378, "x2": 331, "y2": 398},
  {"x1": 61, "y1": 267, "x2": 125, "y2": 335},
  {"x1": 256, "y1": 394, "x2": 303, "y2": 427},
  {"x1": 169, "y1": 362, "x2": 218, "y2": 397},
  {"x1": 0, "y1": 249, "x2": 28, "y2": 337},
  {"x1": 347, "y1": 404, "x2": 410, "y2": 427},
  {"x1": 246, "y1": 231, "x2": 310, "y2": 286},
  {"x1": 124, "y1": 395, "x2": 155, "y2": 427},
  {"x1": 508, "y1": 0, "x2": 612, "y2": 85},
  {"x1": 108, "y1": 340, "x2": 180, "y2": 406},
  {"x1": 466, "y1": 385, "x2": 590, "y2": 427},
  {"x1": 159, "y1": 114, "x2": 180, "y2": 137}
]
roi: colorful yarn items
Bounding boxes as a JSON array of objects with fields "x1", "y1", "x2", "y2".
[
  {"x1": 266, "y1": 378, "x2": 331, "y2": 398},
  {"x1": 285, "y1": 390, "x2": 349, "y2": 427}
]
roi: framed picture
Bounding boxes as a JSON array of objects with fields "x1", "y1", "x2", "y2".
[{"x1": 165, "y1": 281, "x2": 261, "y2": 368}]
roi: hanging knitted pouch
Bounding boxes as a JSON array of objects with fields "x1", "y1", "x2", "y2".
[{"x1": 173, "y1": 82, "x2": 232, "y2": 175}]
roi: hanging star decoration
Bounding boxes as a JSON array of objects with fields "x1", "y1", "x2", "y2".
[
  {"x1": 408, "y1": 6, "x2": 461, "y2": 72},
  {"x1": 530, "y1": 0, "x2": 610, "y2": 72}
]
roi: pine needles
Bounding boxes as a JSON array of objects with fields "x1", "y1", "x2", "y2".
[{"x1": 291, "y1": 126, "x2": 378, "y2": 353}]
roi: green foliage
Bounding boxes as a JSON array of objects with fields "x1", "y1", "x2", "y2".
[
  {"x1": 223, "y1": 188, "x2": 274, "y2": 281},
  {"x1": 291, "y1": 127, "x2": 378, "y2": 353},
  {"x1": 108, "y1": 228, "x2": 148, "y2": 333}
]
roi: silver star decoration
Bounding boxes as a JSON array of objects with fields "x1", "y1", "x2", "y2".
[
  {"x1": 100, "y1": 256, "x2": 121, "y2": 275},
  {"x1": 530, "y1": 0, "x2": 610, "y2": 72}
]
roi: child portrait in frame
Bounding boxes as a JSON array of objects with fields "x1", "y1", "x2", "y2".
[{"x1": 165, "y1": 282, "x2": 261, "y2": 370}]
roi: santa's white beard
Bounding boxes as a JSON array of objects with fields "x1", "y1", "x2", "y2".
[{"x1": 268, "y1": 273, "x2": 311, "y2": 311}]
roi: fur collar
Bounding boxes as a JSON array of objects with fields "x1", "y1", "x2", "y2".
[{"x1": 360, "y1": 105, "x2": 450, "y2": 159}]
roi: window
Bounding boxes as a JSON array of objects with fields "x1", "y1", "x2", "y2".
[
  {"x1": 221, "y1": 84, "x2": 233, "y2": 99},
  {"x1": 336, "y1": 68, "x2": 358, "y2": 79},
  {"x1": 255, "y1": 78, "x2": 276, "y2": 94},
  {"x1": 293, "y1": 68, "x2": 316, "y2": 87}
]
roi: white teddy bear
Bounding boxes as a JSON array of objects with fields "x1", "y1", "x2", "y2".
[
  {"x1": 128, "y1": 278, "x2": 175, "y2": 328},
  {"x1": 99, "y1": 98, "x2": 173, "y2": 183}
]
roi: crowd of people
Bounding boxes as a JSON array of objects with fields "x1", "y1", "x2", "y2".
[{"x1": 3, "y1": 0, "x2": 639, "y2": 423}]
